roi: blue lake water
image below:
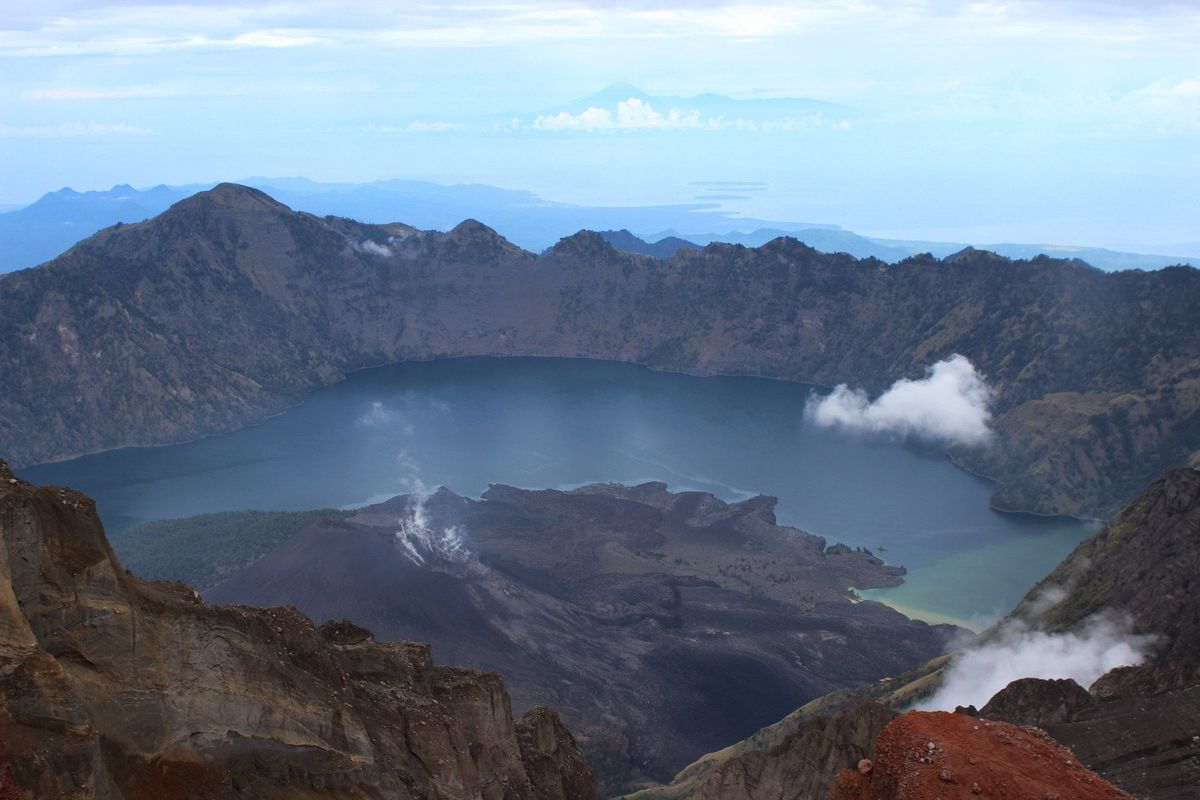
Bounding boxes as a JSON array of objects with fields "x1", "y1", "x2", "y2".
[{"x1": 23, "y1": 357, "x2": 1097, "y2": 629}]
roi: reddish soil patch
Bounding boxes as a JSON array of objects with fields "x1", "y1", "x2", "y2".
[{"x1": 828, "y1": 710, "x2": 1132, "y2": 800}]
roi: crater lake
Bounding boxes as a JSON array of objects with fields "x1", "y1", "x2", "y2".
[{"x1": 23, "y1": 356, "x2": 1097, "y2": 628}]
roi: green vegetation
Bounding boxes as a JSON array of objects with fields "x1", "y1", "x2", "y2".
[{"x1": 112, "y1": 508, "x2": 350, "y2": 590}]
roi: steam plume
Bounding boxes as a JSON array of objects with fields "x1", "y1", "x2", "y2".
[
  {"x1": 392, "y1": 450, "x2": 471, "y2": 567},
  {"x1": 917, "y1": 614, "x2": 1154, "y2": 711}
]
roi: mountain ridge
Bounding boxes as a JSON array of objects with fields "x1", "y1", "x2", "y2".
[
  {"x1": 2, "y1": 184, "x2": 1198, "y2": 519},
  {"x1": 3, "y1": 179, "x2": 1196, "y2": 274}
]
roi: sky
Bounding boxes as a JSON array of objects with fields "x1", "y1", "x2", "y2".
[{"x1": 1, "y1": 1, "x2": 1198, "y2": 252}]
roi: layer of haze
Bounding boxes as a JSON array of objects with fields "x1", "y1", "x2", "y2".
[{"x1": 1, "y1": 1, "x2": 1197, "y2": 252}]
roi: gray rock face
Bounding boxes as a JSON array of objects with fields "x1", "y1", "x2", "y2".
[
  {"x1": 1040, "y1": 684, "x2": 1200, "y2": 800},
  {"x1": 0, "y1": 461, "x2": 594, "y2": 799},
  {"x1": 2, "y1": 184, "x2": 1198, "y2": 518},
  {"x1": 979, "y1": 677, "x2": 1095, "y2": 726},
  {"x1": 1007, "y1": 467, "x2": 1200, "y2": 693},
  {"x1": 515, "y1": 706, "x2": 598, "y2": 800},
  {"x1": 690, "y1": 703, "x2": 897, "y2": 800}
]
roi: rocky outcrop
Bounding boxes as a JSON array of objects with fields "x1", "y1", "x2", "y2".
[
  {"x1": 0, "y1": 461, "x2": 594, "y2": 799},
  {"x1": 976, "y1": 681, "x2": 1200, "y2": 800},
  {"x1": 2, "y1": 185, "x2": 1197, "y2": 518},
  {"x1": 514, "y1": 707, "x2": 597, "y2": 800},
  {"x1": 977, "y1": 677, "x2": 1095, "y2": 726},
  {"x1": 827, "y1": 711, "x2": 1132, "y2": 800},
  {"x1": 688, "y1": 703, "x2": 896, "y2": 800},
  {"x1": 204, "y1": 483, "x2": 958, "y2": 792}
]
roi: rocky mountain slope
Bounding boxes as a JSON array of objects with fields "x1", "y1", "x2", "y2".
[
  {"x1": 966, "y1": 466, "x2": 1200, "y2": 798},
  {"x1": 1, "y1": 185, "x2": 1198, "y2": 518},
  {"x1": 0, "y1": 460, "x2": 595, "y2": 800},
  {"x1": 200, "y1": 482, "x2": 957, "y2": 793},
  {"x1": 626, "y1": 467, "x2": 1200, "y2": 800},
  {"x1": 1005, "y1": 466, "x2": 1200, "y2": 692}
]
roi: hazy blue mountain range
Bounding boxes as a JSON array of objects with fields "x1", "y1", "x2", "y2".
[
  {"x1": 1, "y1": 179, "x2": 1196, "y2": 274},
  {"x1": 0, "y1": 178, "x2": 824, "y2": 272}
]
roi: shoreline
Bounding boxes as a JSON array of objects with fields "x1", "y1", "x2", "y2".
[{"x1": 857, "y1": 588, "x2": 983, "y2": 632}]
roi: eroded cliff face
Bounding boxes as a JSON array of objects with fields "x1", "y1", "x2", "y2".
[
  {"x1": 2, "y1": 184, "x2": 1197, "y2": 519},
  {"x1": 0, "y1": 460, "x2": 595, "y2": 800}
]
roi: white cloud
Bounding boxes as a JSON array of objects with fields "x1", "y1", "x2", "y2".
[
  {"x1": 806, "y1": 354, "x2": 992, "y2": 446},
  {"x1": 917, "y1": 614, "x2": 1154, "y2": 711},
  {"x1": 5, "y1": 1, "x2": 1196, "y2": 59},
  {"x1": 528, "y1": 97, "x2": 852, "y2": 133},
  {"x1": 533, "y1": 97, "x2": 703, "y2": 131},
  {"x1": 0, "y1": 121, "x2": 152, "y2": 137}
]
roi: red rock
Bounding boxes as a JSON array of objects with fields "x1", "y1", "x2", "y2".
[{"x1": 827, "y1": 711, "x2": 1132, "y2": 800}]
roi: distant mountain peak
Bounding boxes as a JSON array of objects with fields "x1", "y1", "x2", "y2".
[
  {"x1": 443, "y1": 218, "x2": 524, "y2": 252},
  {"x1": 547, "y1": 229, "x2": 618, "y2": 258},
  {"x1": 208, "y1": 181, "x2": 281, "y2": 201},
  {"x1": 448, "y1": 218, "x2": 500, "y2": 238},
  {"x1": 944, "y1": 245, "x2": 1005, "y2": 264},
  {"x1": 171, "y1": 182, "x2": 291, "y2": 215}
]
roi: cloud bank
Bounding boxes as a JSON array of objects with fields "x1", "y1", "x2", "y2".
[
  {"x1": 917, "y1": 614, "x2": 1154, "y2": 711},
  {"x1": 533, "y1": 97, "x2": 704, "y2": 131},
  {"x1": 529, "y1": 97, "x2": 850, "y2": 133},
  {"x1": 806, "y1": 354, "x2": 992, "y2": 446}
]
